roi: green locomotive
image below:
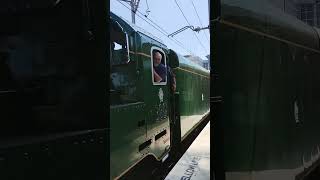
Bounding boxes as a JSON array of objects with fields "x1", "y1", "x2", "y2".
[
  {"x1": 0, "y1": 1, "x2": 108, "y2": 179},
  {"x1": 110, "y1": 12, "x2": 210, "y2": 179},
  {"x1": 0, "y1": 2, "x2": 209, "y2": 178},
  {"x1": 212, "y1": 1, "x2": 320, "y2": 180}
]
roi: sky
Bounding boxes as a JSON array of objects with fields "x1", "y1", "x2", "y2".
[{"x1": 110, "y1": 0, "x2": 210, "y2": 60}]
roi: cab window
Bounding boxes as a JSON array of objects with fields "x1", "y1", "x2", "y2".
[
  {"x1": 151, "y1": 47, "x2": 167, "y2": 85},
  {"x1": 110, "y1": 20, "x2": 137, "y2": 105},
  {"x1": 110, "y1": 21, "x2": 130, "y2": 65}
]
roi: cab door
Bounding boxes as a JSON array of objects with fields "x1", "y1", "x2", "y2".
[
  {"x1": 109, "y1": 18, "x2": 147, "y2": 179},
  {"x1": 167, "y1": 49, "x2": 181, "y2": 154},
  {"x1": 142, "y1": 46, "x2": 171, "y2": 160}
]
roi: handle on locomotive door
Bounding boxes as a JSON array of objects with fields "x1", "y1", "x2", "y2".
[
  {"x1": 174, "y1": 92, "x2": 181, "y2": 124},
  {"x1": 211, "y1": 96, "x2": 223, "y2": 104},
  {"x1": 172, "y1": 92, "x2": 181, "y2": 152}
]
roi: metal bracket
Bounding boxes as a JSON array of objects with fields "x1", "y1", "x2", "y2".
[
  {"x1": 168, "y1": 24, "x2": 211, "y2": 37},
  {"x1": 211, "y1": 16, "x2": 221, "y2": 23},
  {"x1": 168, "y1": 26, "x2": 195, "y2": 37}
]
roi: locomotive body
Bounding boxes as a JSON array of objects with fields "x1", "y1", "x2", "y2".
[
  {"x1": 175, "y1": 54, "x2": 210, "y2": 139},
  {"x1": 0, "y1": 1, "x2": 108, "y2": 179},
  {"x1": 110, "y1": 12, "x2": 210, "y2": 179},
  {"x1": 212, "y1": 1, "x2": 320, "y2": 179}
]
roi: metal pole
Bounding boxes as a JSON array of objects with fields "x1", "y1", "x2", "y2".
[
  {"x1": 131, "y1": 0, "x2": 136, "y2": 24},
  {"x1": 314, "y1": 1, "x2": 317, "y2": 26},
  {"x1": 208, "y1": 0, "x2": 210, "y2": 24}
]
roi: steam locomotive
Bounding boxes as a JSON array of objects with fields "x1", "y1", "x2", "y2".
[
  {"x1": 0, "y1": 1, "x2": 209, "y2": 179},
  {"x1": 110, "y1": 12, "x2": 210, "y2": 179},
  {"x1": 212, "y1": 1, "x2": 320, "y2": 180}
]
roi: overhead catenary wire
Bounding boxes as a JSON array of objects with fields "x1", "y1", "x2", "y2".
[
  {"x1": 115, "y1": 0, "x2": 194, "y2": 55},
  {"x1": 189, "y1": 0, "x2": 210, "y2": 43},
  {"x1": 116, "y1": 0, "x2": 195, "y2": 55},
  {"x1": 174, "y1": 0, "x2": 209, "y2": 55},
  {"x1": 145, "y1": 0, "x2": 150, "y2": 17},
  {"x1": 123, "y1": 1, "x2": 194, "y2": 55}
]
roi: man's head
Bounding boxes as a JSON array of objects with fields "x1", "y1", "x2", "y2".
[{"x1": 153, "y1": 51, "x2": 162, "y2": 67}]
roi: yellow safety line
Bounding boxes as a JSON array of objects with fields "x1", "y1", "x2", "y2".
[
  {"x1": 176, "y1": 67, "x2": 210, "y2": 79},
  {"x1": 217, "y1": 19, "x2": 320, "y2": 54},
  {"x1": 136, "y1": 52, "x2": 151, "y2": 58},
  {"x1": 129, "y1": 51, "x2": 151, "y2": 58}
]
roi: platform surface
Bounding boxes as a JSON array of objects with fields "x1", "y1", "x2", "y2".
[{"x1": 165, "y1": 122, "x2": 210, "y2": 180}]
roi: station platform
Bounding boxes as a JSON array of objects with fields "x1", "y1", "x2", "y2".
[{"x1": 165, "y1": 122, "x2": 210, "y2": 180}]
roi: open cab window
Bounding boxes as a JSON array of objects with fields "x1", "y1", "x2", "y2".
[
  {"x1": 110, "y1": 20, "x2": 137, "y2": 105},
  {"x1": 151, "y1": 47, "x2": 167, "y2": 85},
  {"x1": 110, "y1": 20, "x2": 130, "y2": 65}
]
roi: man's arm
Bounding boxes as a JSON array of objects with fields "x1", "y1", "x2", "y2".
[
  {"x1": 158, "y1": 66, "x2": 167, "y2": 82},
  {"x1": 171, "y1": 74, "x2": 176, "y2": 92},
  {"x1": 168, "y1": 67, "x2": 176, "y2": 92},
  {"x1": 153, "y1": 68, "x2": 162, "y2": 82}
]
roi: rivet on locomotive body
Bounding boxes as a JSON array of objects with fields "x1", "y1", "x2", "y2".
[{"x1": 24, "y1": 152, "x2": 29, "y2": 159}]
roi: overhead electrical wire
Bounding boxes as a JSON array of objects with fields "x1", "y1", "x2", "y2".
[
  {"x1": 133, "y1": 3, "x2": 195, "y2": 56},
  {"x1": 133, "y1": 8, "x2": 193, "y2": 54},
  {"x1": 145, "y1": 0, "x2": 150, "y2": 17},
  {"x1": 189, "y1": 0, "x2": 210, "y2": 43},
  {"x1": 174, "y1": 0, "x2": 209, "y2": 55},
  {"x1": 116, "y1": 0, "x2": 195, "y2": 55}
]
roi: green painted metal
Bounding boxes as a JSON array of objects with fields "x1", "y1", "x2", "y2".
[
  {"x1": 110, "y1": 12, "x2": 210, "y2": 179},
  {"x1": 0, "y1": 2, "x2": 108, "y2": 179},
  {"x1": 0, "y1": 130, "x2": 107, "y2": 180},
  {"x1": 213, "y1": 0, "x2": 320, "y2": 178},
  {"x1": 174, "y1": 55, "x2": 210, "y2": 139},
  {"x1": 220, "y1": 0, "x2": 318, "y2": 49}
]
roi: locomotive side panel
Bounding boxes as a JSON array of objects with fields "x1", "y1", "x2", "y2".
[
  {"x1": 110, "y1": 11, "x2": 210, "y2": 179},
  {"x1": 110, "y1": 22, "x2": 172, "y2": 178},
  {"x1": 110, "y1": 17, "x2": 149, "y2": 179},
  {"x1": 0, "y1": 1, "x2": 106, "y2": 136},
  {"x1": 0, "y1": 2, "x2": 108, "y2": 179},
  {"x1": 214, "y1": 22, "x2": 262, "y2": 172},
  {"x1": 252, "y1": 38, "x2": 298, "y2": 171},
  {"x1": 175, "y1": 56, "x2": 210, "y2": 139},
  {"x1": 138, "y1": 33, "x2": 171, "y2": 162},
  {"x1": 214, "y1": 1, "x2": 320, "y2": 179}
]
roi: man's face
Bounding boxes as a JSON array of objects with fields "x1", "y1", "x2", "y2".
[{"x1": 153, "y1": 52, "x2": 162, "y2": 67}]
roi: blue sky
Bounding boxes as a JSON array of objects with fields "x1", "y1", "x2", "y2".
[{"x1": 110, "y1": 0, "x2": 210, "y2": 60}]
